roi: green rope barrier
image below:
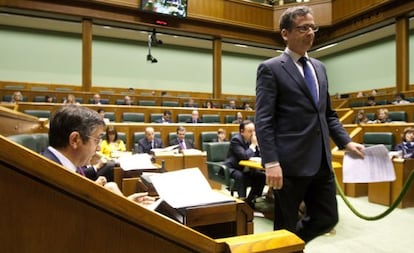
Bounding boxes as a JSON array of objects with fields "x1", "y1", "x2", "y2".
[{"x1": 335, "y1": 169, "x2": 414, "y2": 220}]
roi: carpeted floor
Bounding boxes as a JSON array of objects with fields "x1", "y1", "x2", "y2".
[{"x1": 252, "y1": 195, "x2": 414, "y2": 253}]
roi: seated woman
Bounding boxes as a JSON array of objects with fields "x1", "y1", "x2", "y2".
[
  {"x1": 353, "y1": 109, "x2": 369, "y2": 124},
  {"x1": 370, "y1": 108, "x2": 391, "y2": 123},
  {"x1": 100, "y1": 126, "x2": 126, "y2": 158},
  {"x1": 395, "y1": 127, "x2": 414, "y2": 158}
]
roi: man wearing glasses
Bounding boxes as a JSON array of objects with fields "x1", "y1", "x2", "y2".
[
  {"x1": 255, "y1": 6, "x2": 364, "y2": 243},
  {"x1": 42, "y1": 105, "x2": 154, "y2": 206}
]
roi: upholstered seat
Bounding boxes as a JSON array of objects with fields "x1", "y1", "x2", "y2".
[
  {"x1": 363, "y1": 132, "x2": 394, "y2": 151},
  {"x1": 388, "y1": 111, "x2": 407, "y2": 122},
  {"x1": 150, "y1": 113, "x2": 163, "y2": 123},
  {"x1": 205, "y1": 142, "x2": 235, "y2": 195},
  {"x1": 7, "y1": 133, "x2": 49, "y2": 153},
  {"x1": 23, "y1": 109, "x2": 51, "y2": 118},
  {"x1": 138, "y1": 100, "x2": 156, "y2": 106},
  {"x1": 224, "y1": 115, "x2": 236, "y2": 124},
  {"x1": 162, "y1": 101, "x2": 179, "y2": 107},
  {"x1": 177, "y1": 114, "x2": 192, "y2": 123},
  {"x1": 122, "y1": 112, "x2": 145, "y2": 122},
  {"x1": 200, "y1": 131, "x2": 218, "y2": 151},
  {"x1": 202, "y1": 114, "x2": 220, "y2": 123},
  {"x1": 104, "y1": 112, "x2": 115, "y2": 122}
]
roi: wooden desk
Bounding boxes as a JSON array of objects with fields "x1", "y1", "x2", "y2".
[
  {"x1": 239, "y1": 159, "x2": 264, "y2": 170},
  {"x1": 368, "y1": 158, "x2": 414, "y2": 208},
  {"x1": 157, "y1": 198, "x2": 253, "y2": 239}
]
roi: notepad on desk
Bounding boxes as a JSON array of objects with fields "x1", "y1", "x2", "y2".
[
  {"x1": 118, "y1": 153, "x2": 158, "y2": 171},
  {"x1": 150, "y1": 168, "x2": 235, "y2": 209}
]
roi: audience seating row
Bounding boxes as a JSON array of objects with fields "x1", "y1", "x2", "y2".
[{"x1": 15, "y1": 102, "x2": 256, "y2": 124}]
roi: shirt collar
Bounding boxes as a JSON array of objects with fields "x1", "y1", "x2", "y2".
[
  {"x1": 285, "y1": 48, "x2": 309, "y2": 63},
  {"x1": 47, "y1": 146, "x2": 77, "y2": 173}
]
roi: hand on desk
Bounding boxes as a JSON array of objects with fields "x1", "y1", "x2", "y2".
[{"x1": 127, "y1": 192, "x2": 156, "y2": 206}]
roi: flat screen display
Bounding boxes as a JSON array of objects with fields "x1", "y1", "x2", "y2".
[{"x1": 141, "y1": 0, "x2": 188, "y2": 18}]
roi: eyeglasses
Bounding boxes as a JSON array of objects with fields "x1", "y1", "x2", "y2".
[
  {"x1": 295, "y1": 24, "x2": 319, "y2": 33},
  {"x1": 87, "y1": 134, "x2": 104, "y2": 145}
]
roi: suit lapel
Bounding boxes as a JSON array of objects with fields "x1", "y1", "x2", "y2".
[{"x1": 281, "y1": 53, "x2": 317, "y2": 107}]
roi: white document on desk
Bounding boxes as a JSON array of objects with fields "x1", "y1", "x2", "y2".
[
  {"x1": 342, "y1": 144, "x2": 396, "y2": 183},
  {"x1": 118, "y1": 153, "x2": 158, "y2": 171},
  {"x1": 150, "y1": 168, "x2": 235, "y2": 209}
]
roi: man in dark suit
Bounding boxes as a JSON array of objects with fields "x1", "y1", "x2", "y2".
[
  {"x1": 170, "y1": 126, "x2": 194, "y2": 150},
  {"x1": 185, "y1": 110, "x2": 203, "y2": 123},
  {"x1": 155, "y1": 110, "x2": 172, "y2": 123},
  {"x1": 224, "y1": 120, "x2": 265, "y2": 209},
  {"x1": 255, "y1": 6, "x2": 364, "y2": 243},
  {"x1": 137, "y1": 126, "x2": 164, "y2": 154},
  {"x1": 42, "y1": 105, "x2": 154, "y2": 205}
]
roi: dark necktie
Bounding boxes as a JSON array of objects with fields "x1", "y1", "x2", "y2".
[
  {"x1": 299, "y1": 57, "x2": 318, "y2": 104},
  {"x1": 76, "y1": 166, "x2": 86, "y2": 176}
]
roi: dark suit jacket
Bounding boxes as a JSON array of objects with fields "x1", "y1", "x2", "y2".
[
  {"x1": 255, "y1": 52, "x2": 351, "y2": 177},
  {"x1": 224, "y1": 134, "x2": 260, "y2": 171},
  {"x1": 137, "y1": 137, "x2": 163, "y2": 154},
  {"x1": 42, "y1": 147, "x2": 97, "y2": 180},
  {"x1": 170, "y1": 138, "x2": 194, "y2": 150},
  {"x1": 185, "y1": 118, "x2": 203, "y2": 123},
  {"x1": 155, "y1": 117, "x2": 172, "y2": 123}
]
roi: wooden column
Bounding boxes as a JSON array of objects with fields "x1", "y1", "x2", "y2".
[
  {"x1": 395, "y1": 16, "x2": 409, "y2": 92},
  {"x1": 82, "y1": 19, "x2": 93, "y2": 92},
  {"x1": 212, "y1": 38, "x2": 222, "y2": 99}
]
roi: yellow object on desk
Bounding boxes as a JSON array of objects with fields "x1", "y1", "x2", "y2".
[{"x1": 239, "y1": 159, "x2": 264, "y2": 170}]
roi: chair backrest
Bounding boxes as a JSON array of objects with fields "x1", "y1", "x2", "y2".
[
  {"x1": 349, "y1": 101, "x2": 366, "y2": 107},
  {"x1": 202, "y1": 114, "x2": 220, "y2": 123},
  {"x1": 388, "y1": 111, "x2": 407, "y2": 122},
  {"x1": 2, "y1": 95, "x2": 12, "y2": 102},
  {"x1": 33, "y1": 96, "x2": 46, "y2": 102},
  {"x1": 366, "y1": 113, "x2": 376, "y2": 121},
  {"x1": 183, "y1": 102, "x2": 199, "y2": 108},
  {"x1": 246, "y1": 115, "x2": 255, "y2": 122},
  {"x1": 363, "y1": 132, "x2": 394, "y2": 150},
  {"x1": 177, "y1": 114, "x2": 192, "y2": 123},
  {"x1": 8, "y1": 133, "x2": 49, "y2": 153},
  {"x1": 150, "y1": 113, "x2": 163, "y2": 123},
  {"x1": 133, "y1": 131, "x2": 161, "y2": 144},
  {"x1": 104, "y1": 112, "x2": 115, "y2": 122},
  {"x1": 138, "y1": 100, "x2": 156, "y2": 106},
  {"x1": 168, "y1": 132, "x2": 194, "y2": 146},
  {"x1": 225, "y1": 115, "x2": 236, "y2": 124},
  {"x1": 205, "y1": 142, "x2": 230, "y2": 162},
  {"x1": 200, "y1": 131, "x2": 218, "y2": 151},
  {"x1": 162, "y1": 101, "x2": 179, "y2": 107},
  {"x1": 23, "y1": 109, "x2": 51, "y2": 118},
  {"x1": 122, "y1": 112, "x2": 144, "y2": 122},
  {"x1": 230, "y1": 131, "x2": 239, "y2": 140},
  {"x1": 117, "y1": 132, "x2": 127, "y2": 145},
  {"x1": 376, "y1": 100, "x2": 388, "y2": 105},
  {"x1": 115, "y1": 99, "x2": 125, "y2": 105}
]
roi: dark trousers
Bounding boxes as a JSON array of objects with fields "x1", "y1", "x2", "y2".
[
  {"x1": 273, "y1": 162, "x2": 338, "y2": 243},
  {"x1": 230, "y1": 168, "x2": 266, "y2": 200}
]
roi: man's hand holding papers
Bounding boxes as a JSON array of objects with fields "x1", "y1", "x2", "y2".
[{"x1": 343, "y1": 144, "x2": 396, "y2": 183}]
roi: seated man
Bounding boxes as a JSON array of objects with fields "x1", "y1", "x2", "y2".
[
  {"x1": 42, "y1": 105, "x2": 154, "y2": 206},
  {"x1": 137, "y1": 126, "x2": 164, "y2": 154},
  {"x1": 155, "y1": 110, "x2": 172, "y2": 123},
  {"x1": 395, "y1": 127, "x2": 414, "y2": 158},
  {"x1": 170, "y1": 126, "x2": 194, "y2": 151},
  {"x1": 224, "y1": 120, "x2": 265, "y2": 209},
  {"x1": 185, "y1": 110, "x2": 203, "y2": 123}
]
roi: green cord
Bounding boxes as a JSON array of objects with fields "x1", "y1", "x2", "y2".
[{"x1": 335, "y1": 170, "x2": 414, "y2": 220}]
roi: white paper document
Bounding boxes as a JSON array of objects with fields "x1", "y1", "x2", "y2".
[
  {"x1": 342, "y1": 144, "x2": 396, "y2": 183},
  {"x1": 118, "y1": 153, "x2": 158, "y2": 171},
  {"x1": 149, "y1": 168, "x2": 235, "y2": 209}
]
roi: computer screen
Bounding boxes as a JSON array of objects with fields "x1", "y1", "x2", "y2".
[{"x1": 140, "y1": 0, "x2": 188, "y2": 18}]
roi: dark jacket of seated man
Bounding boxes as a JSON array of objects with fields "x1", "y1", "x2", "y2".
[
  {"x1": 137, "y1": 137, "x2": 164, "y2": 154},
  {"x1": 224, "y1": 120, "x2": 265, "y2": 205}
]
